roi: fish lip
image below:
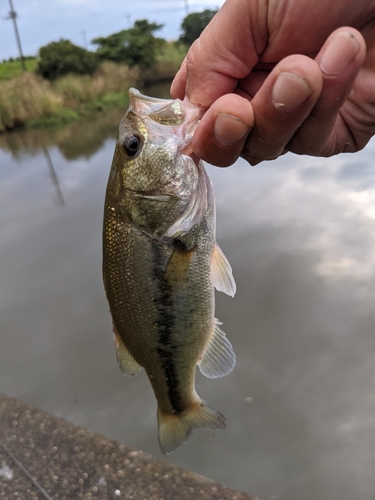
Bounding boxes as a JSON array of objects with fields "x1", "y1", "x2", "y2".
[
  {"x1": 128, "y1": 88, "x2": 204, "y2": 163},
  {"x1": 129, "y1": 87, "x2": 171, "y2": 105}
]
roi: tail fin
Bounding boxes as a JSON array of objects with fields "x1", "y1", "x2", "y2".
[{"x1": 157, "y1": 400, "x2": 226, "y2": 454}]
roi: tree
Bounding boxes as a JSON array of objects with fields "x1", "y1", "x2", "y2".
[
  {"x1": 92, "y1": 20, "x2": 165, "y2": 69},
  {"x1": 179, "y1": 9, "x2": 218, "y2": 46},
  {"x1": 36, "y1": 39, "x2": 99, "y2": 80}
]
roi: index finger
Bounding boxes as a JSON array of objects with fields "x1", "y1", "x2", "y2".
[{"x1": 171, "y1": 0, "x2": 264, "y2": 107}]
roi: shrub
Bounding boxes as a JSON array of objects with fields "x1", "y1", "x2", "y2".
[
  {"x1": 141, "y1": 42, "x2": 187, "y2": 83},
  {"x1": 92, "y1": 20, "x2": 165, "y2": 69},
  {"x1": 179, "y1": 10, "x2": 218, "y2": 46},
  {"x1": 37, "y1": 39, "x2": 99, "y2": 80},
  {"x1": 52, "y1": 62, "x2": 139, "y2": 110},
  {"x1": 0, "y1": 72, "x2": 62, "y2": 131}
]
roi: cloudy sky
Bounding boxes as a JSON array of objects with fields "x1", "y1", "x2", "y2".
[{"x1": 0, "y1": 0, "x2": 224, "y2": 61}]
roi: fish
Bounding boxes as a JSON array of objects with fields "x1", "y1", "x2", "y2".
[{"x1": 102, "y1": 88, "x2": 236, "y2": 454}]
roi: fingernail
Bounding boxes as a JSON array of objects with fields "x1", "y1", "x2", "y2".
[
  {"x1": 214, "y1": 113, "x2": 250, "y2": 146},
  {"x1": 320, "y1": 31, "x2": 360, "y2": 76},
  {"x1": 272, "y1": 72, "x2": 312, "y2": 112}
]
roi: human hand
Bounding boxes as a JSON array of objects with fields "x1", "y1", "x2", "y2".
[{"x1": 171, "y1": 0, "x2": 375, "y2": 166}]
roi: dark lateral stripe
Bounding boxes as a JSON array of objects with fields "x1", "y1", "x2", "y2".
[{"x1": 151, "y1": 239, "x2": 184, "y2": 414}]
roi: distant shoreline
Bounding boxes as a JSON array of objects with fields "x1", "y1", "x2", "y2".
[{"x1": 0, "y1": 44, "x2": 186, "y2": 134}]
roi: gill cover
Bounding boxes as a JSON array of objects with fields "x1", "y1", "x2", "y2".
[{"x1": 123, "y1": 89, "x2": 210, "y2": 239}]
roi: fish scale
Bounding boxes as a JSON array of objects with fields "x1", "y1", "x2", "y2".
[{"x1": 103, "y1": 88, "x2": 236, "y2": 453}]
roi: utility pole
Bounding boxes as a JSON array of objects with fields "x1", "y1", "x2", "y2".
[
  {"x1": 7, "y1": 0, "x2": 26, "y2": 70},
  {"x1": 81, "y1": 31, "x2": 88, "y2": 49},
  {"x1": 183, "y1": 0, "x2": 189, "y2": 16}
]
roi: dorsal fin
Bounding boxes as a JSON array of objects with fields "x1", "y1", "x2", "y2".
[
  {"x1": 198, "y1": 318, "x2": 236, "y2": 378},
  {"x1": 211, "y1": 243, "x2": 236, "y2": 297}
]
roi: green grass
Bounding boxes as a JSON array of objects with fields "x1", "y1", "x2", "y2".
[
  {"x1": 142, "y1": 42, "x2": 187, "y2": 83},
  {"x1": 27, "y1": 109, "x2": 79, "y2": 129},
  {"x1": 77, "y1": 92, "x2": 129, "y2": 116},
  {"x1": 0, "y1": 58, "x2": 38, "y2": 81},
  {"x1": 94, "y1": 92, "x2": 128, "y2": 109},
  {"x1": 0, "y1": 44, "x2": 186, "y2": 133},
  {"x1": 0, "y1": 62, "x2": 137, "y2": 132}
]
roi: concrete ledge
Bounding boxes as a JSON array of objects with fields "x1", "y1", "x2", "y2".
[{"x1": 0, "y1": 393, "x2": 255, "y2": 499}]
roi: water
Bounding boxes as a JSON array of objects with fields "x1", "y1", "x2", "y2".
[{"x1": 1, "y1": 86, "x2": 375, "y2": 500}]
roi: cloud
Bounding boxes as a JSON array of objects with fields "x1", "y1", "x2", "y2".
[
  {"x1": 0, "y1": 0, "x2": 224, "y2": 60},
  {"x1": 209, "y1": 138, "x2": 375, "y2": 281}
]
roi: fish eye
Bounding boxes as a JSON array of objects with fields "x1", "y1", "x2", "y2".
[{"x1": 122, "y1": 134, "x2": 142, "y2": 157}]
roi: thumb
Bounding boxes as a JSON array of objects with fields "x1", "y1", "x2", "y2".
[{"x1": 171, "y1": 0, "x2": 261, "y2": 107}]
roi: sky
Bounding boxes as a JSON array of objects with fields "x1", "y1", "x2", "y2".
[{"x1": 0, "y1": 0, "x2": 224, "y2": 61}]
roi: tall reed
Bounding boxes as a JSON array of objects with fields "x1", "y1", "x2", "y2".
[
  {"x1": 53, "y1": 63, "x2": 139, "y2": 109},
  {"x1": 0, "y1": 49, "x2": 185, "y2": 133},
  {"x1": 0, "y1": 73, "x2": 62, "y2": 132},
  {"x1": 142, "y1": 42, "x2": 187, "y2": 83}
]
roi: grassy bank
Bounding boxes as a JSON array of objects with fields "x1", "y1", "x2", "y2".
[
  {"x1": 142, "y1": 42, "x2": 187, "y2": 84},
  {"x1": 0, "y1": 43, "x2": 186, "y2": 133},
  {"x1": 0, "y1": 58, "x2": 37, "y2": 81}
]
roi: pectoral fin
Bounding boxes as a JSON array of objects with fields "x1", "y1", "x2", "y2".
[
  {"x1": 163, "y1": 240, "x2": 196, "y2": 291},
  {"x1": 198, "y1": 318, "x2": 236, "y2": 378},
  {"x1": 113, "y1": 330, "x2": 142, "y2": 376},
  {"x1": 211, "y1": 243, "x2": 236, "y2": 297}
]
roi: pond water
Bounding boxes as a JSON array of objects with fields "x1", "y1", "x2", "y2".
[{"x1": 1, "y1": 83, "x2": 375, "y2": 500}]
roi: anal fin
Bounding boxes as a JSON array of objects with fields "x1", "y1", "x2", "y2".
[
  {"x1": 113, "y1": 330, "x2": 142, "y2": 376},
  {"x1": 198, "y1": 318, "x2": 236, "y2": 378},
  {"x1": 211, "y1": 243, "x2": 236, "y2": 297}
]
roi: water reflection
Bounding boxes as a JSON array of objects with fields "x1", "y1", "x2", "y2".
[
  {"x1": 0, "y1": 107, "x2": 124, "y2": 162},
  {"x1": 1, "y1": 94, "x2": 375, "y2": 500},
  {"x1": 43, "y1": 146, "x2": 66, "y2": 207}
]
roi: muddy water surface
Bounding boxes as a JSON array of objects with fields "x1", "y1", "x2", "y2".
[{"x1": 1, "y1": 85, "x2": 375, "y2": 500}]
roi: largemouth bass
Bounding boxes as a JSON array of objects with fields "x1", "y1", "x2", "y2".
[{"x1": 103, "y1": 88, "x2": 236, "y2": 454}]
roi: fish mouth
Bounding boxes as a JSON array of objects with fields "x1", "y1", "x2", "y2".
[
  {"x1": 127, "y1": 184, "x2": 175, "y2": 198},
  {"x1": 138, "y1": 188, "x2": 173, "y2": 197},
  {"x1": 124, "y1": 181, "x2": 174, "y2": 197}
]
